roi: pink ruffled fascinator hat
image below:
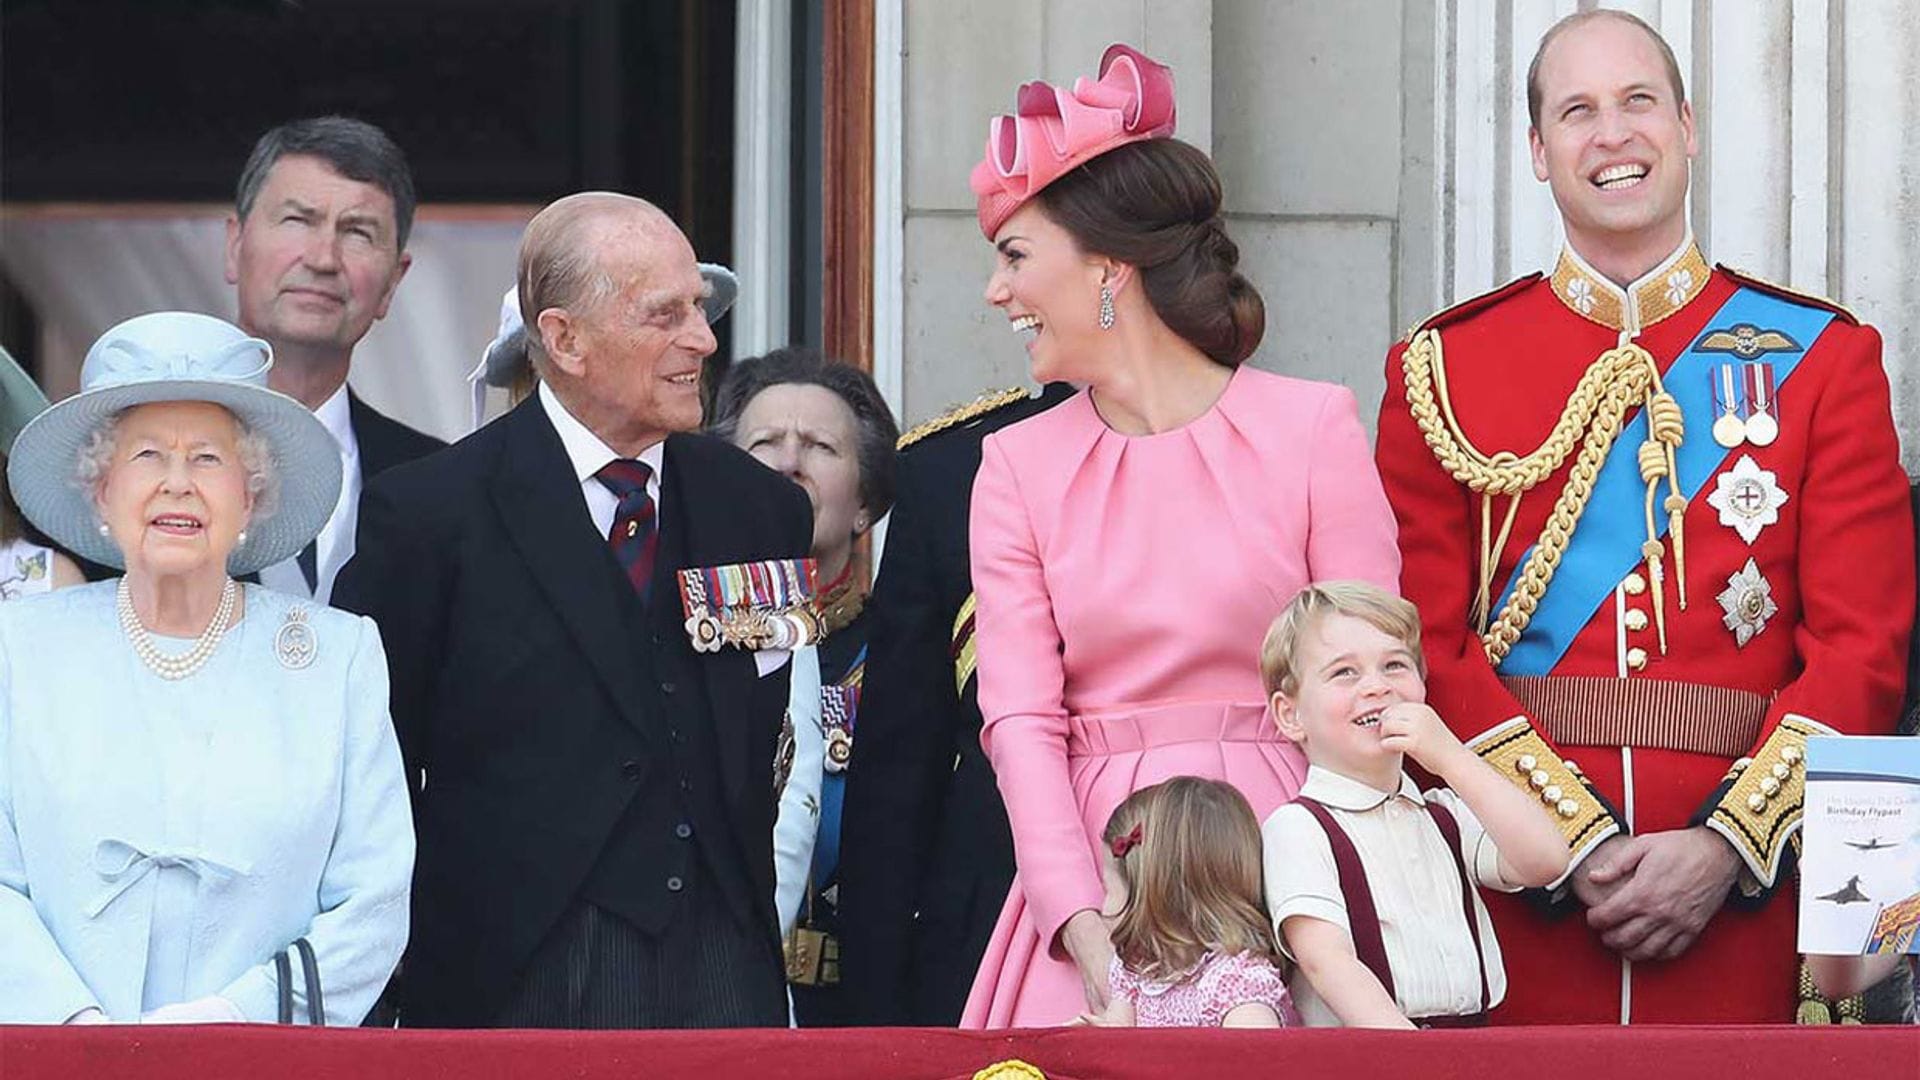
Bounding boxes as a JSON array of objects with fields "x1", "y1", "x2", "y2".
[{"x1": 968, "y1": 43, "x2": 1178, "y2": 240}]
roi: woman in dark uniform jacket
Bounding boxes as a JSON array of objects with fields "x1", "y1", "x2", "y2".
[{"x1": 709, "y1": 348, "x2": 898, "y2": 1026}]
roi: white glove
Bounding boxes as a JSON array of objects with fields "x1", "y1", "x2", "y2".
[{"x1": 141, "y1": 995, "x2": 245, "y2": 1024}]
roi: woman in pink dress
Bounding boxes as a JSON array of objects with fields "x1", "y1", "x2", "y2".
[{"x1": 960, "y1": 44, "x2": 1402, "y2": 1028}]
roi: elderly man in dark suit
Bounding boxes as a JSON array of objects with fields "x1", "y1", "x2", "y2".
[
  {"x1": 226, "y1": 116, "x2": 444, "y2": 603},
  {"x1": 335, "y1": 192, "x2": 811, "y2": 1028},
  {"x1": 835, "y1": 383, "x2": 1070, "y2": 1026}
]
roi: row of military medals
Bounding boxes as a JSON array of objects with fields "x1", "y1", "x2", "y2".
[
  {"x1": 1709, "y1": 362, "x2": 1780, "y2": 448},
  {"x1": 1705, "y1": 361, "x2": 1787, "y2": 648}
]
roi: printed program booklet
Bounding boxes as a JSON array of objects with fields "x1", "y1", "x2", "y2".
[{"x1": 1798, "y1": 735, "x2": 1920, "y2": 956}]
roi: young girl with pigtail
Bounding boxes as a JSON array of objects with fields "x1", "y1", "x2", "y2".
[{"x1": 1081, "y1": 776, "x2": 1297, "y2": 1028}]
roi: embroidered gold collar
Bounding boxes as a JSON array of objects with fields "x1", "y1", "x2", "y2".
[
  {"x1": 1549, "y1": 237, "x2": 1710, "y2": 334},
  {"x1": 814, "y1": 567, "x2": 867, "y2": 638}
]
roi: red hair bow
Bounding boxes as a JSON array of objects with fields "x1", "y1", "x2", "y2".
[
  {"x1": 1109, "y1": 823, "x2": 1143, "y2": 858},
  {"x1": 968, "y1": 43, "x2": 1178, "y2": 239}
]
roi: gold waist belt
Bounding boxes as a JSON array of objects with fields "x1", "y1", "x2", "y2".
[{"x1": 1500, "y1": 675, "x2": 1769, "y2": 759}]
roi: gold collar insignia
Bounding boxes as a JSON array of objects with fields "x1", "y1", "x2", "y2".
[
  {"x1": 814, "y1": 568, "x2": 867, "y2": 638},
  {"x1": 1550, "y1": 237, "x2": 1710, "y2": 334}
]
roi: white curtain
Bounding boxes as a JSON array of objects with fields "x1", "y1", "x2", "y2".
[{"x1": 0, "y1": 207, "x2": 533, "y2": 442}]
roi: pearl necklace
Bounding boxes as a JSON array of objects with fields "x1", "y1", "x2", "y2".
[{"x1": 117, "y1": 576, "x2": 238, "y2": 681}]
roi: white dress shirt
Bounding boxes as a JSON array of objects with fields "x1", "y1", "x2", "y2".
[
  {"x1": 538, "y1": 382, "x2": 665, "y2": 536},
  {"x1": 1263, "y1": 766, "x2": 1517, "y2": 1025},
  {"x1": 258, "y1": 384, "x2": 359, "y2": 604},
  {"x1": 541, "y1": 384, "x2": 786, "y2": 679}
]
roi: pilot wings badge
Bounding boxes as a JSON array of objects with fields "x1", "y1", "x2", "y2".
[{"x1": 1697, "y1": 323, "x2": 1801, "y2": 359}]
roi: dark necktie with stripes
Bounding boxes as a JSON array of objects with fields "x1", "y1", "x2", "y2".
[{"x1": 595, "y1": 459, "x2": 658, "y2": 604}]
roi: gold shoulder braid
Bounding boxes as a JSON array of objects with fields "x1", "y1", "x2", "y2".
[
  {"x1": 951, "y1": 591, "x2": 979, "y2": 696},
  {"x1": 897, "y1": 387, "x2": 1032, "y2": 450},
  {"x1": 1401, "y1": 328, "x2": 1690, "y2": 665},
  {"x1": 1719, "y1": 265, "x2": 1860, "y2": 325}
]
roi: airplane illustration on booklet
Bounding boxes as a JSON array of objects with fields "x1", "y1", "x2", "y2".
[
  {"x1": 1815, "y1": 876, "x2": 1871, "y2": 905},
  {"x1": 1844, "y1": 837, "x2": 1897, "y2": 852}
]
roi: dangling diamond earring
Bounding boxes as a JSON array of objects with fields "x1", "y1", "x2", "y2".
[
  {"x1": 1098, "y1": 284, "x2": 1116, "y2": 331},
  {"x1": 236, "y1": 530, "x2": 248, "y2": 547},
  {"x1": 98, "y1": 523, "x2": 110, "y2": 537}
]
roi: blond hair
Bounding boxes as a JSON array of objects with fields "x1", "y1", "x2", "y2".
[
  {"x1": 1259, "y1": 581, "x2": 1424, "y2": 697},
  {"x1": 1103, "y1": 776, "x2": 1278, "y2": 982}
]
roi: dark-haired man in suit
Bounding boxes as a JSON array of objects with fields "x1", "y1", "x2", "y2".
[
  {"x1": 227, "y1": 116, "x2": 443, "y2": 603},
  {"x1": 335, "y1": 192, "x2": 811, "y2": 1027}
]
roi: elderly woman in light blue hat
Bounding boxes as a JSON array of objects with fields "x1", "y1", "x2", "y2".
[{"x1": 0, "y1": 311, "x2": 413, "y2": 1025}]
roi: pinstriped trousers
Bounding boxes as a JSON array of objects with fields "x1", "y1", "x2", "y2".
[{"x1": 496, "y1": 886, "x2": 786, "y2": 1028}]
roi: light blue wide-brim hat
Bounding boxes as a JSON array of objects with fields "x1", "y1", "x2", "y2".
[
  {"x1": 7, "y1": 311, "x2": 342, "y2": 576},
  {"x1": 0, "y1": 344, "x2": 52, "y2": 453}
]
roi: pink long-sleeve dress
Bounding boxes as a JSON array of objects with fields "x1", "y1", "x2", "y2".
[{"x1": 959, "y1": 365, "x2": 1402, "y2": 1028}]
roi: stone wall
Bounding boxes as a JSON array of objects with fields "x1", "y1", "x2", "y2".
[{"x1": 890, "y1": 0, "x2": 1919, "y2": 472}]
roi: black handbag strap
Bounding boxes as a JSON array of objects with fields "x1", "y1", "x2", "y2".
[
  {"x1": 293, "y1": 937, "x2": 325, "y2": 1025},
  {"x1": 274, "y1": 949, "x2": 294, "y2": 1024},
  {"x1": 274, "y1": 938, "x2": 325, "y2": 1025}
]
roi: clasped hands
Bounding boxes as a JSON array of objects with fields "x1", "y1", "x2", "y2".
[{"x1": 1571, "y1": 827, "x2": 1741, "y2": 962}]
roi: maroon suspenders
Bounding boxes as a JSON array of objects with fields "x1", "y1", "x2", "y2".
[
  {"x1": 1422, "y1": 800, "x2": 1492, "y2": 1017},
  {"x1": 1292, "y1": 795, "x2": 1491, "y2": 1021}
]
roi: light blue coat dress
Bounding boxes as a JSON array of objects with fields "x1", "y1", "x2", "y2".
[{"x1": 0, "y1": 582, "x2": 413, "y2": 1024}]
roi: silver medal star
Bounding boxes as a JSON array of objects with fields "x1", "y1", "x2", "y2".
[
  {"x1": 1706, "y1": 455, "x2": 1789, "y2": 545},
  {"x1": 1717, "y1": 558, "x2": 1778, "y2": 648}
]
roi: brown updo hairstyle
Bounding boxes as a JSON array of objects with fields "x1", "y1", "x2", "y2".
[{"x1": 1036, "y1": 139, "x2": 1264, "y2": 366}]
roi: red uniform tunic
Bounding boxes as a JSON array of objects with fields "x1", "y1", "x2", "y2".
[{"x1": 1375, "y1": 240, "x2": 1914, "y2": 1024}]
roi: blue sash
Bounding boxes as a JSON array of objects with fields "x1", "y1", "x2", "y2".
[{"x1": 1492, "y1": 287, "x2": 1835, "y2": 675}]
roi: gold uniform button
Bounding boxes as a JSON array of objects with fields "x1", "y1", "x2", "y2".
[
  {"x1": 1530, "y1": 770, "x2": 1550, "y2": 790},
  {"x1": 1542, "y1": 785, "x2": 1563, "y2": 803},
  {"x1": 1623, "y1": 572, "x2": 1648, "y2": 596},
  {"x1": 1747, "y1": 793, "x2": 1768, "y2": 813},
  {"x1": 1772, "y1": 762, "x2": 1791, "y2": 781},
  {"x1": 1557, "y1": 798, "x2": 1580, "y2": 818},
  {"x1": 1624, "y1": 609, "x2": 1649, "y2": 632},
  {"x1": 1759, "y1": 776, "x2": 1781, "y2": 796},
  {"x1": 1516, "y1": 754, "x2": 1538, "y2": 774},
  {"x1": 1781, "y1": 746, "x2": 1803, "y2": 765},
  {"x1": 1626, "y1": 646, "x2": 1648, "y2": 671}
]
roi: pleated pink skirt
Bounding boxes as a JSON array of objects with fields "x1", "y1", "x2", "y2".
[{"x1": 959, "y1": 700, "x2": 1307, "y2": 1028}]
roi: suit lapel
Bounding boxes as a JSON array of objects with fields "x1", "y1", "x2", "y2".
[
  {"x1": 347, "y1": 392, "x2": 397, "y2": 477},
  {"x1": 490, "y1": 399, "x2": 654, "y2": 740}
]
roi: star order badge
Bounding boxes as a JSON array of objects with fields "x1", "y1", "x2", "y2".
[
  {"x1": 1706, "y1": 454, "x2": 1789, "y2": 544},
  {"x1": 1717, "y1": 558, "x2": 1778, "y2": 647}
]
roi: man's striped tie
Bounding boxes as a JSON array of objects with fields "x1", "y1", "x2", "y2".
[{"x1": 595, "y1": 459, "x2": 658, "y2": 604}]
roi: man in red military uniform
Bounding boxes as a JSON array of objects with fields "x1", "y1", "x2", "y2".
[{"x1": 1376, "y1": 10, "x2": 1914, "y2": 1023}]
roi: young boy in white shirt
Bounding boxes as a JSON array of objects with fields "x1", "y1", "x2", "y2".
[{"x1": 1259, "y1": 581, "x2": 1571, "y2": 1027}]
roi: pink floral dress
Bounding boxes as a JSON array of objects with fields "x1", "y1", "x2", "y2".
[{"x1": 1108, "y1": 950, "x2": 1296, "y2": 1028}]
